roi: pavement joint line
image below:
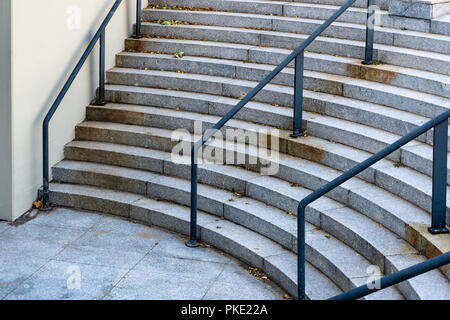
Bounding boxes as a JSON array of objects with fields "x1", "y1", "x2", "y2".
[
  {"x1": 0, "y1": 224, "x2": 91, "y2": 300},
  {"x1": 101, "y1": 236, "x2": 160, "y2": 299},
  {"x1": 200, "y1": 262, "x2": 228, "y2": 300}
]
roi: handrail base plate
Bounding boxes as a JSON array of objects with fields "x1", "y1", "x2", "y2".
[
  {"x1": 428, "y1": 227, "x2": 450, "y2": 235},
  {"x1": 185, "y1": 240, "x2": 200, "y2": 248}
]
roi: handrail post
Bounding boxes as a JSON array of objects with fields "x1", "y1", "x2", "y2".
[
  {"x1": 95, "y1": 30, "x2": 106, "y2": 106},
  {"x1": 429, "y1": 120, "x2": 449, "y2": 234},
  {"x1": 291, "y1": 52, "x2": 304, "y2": 138},
  {"x1": 41, "y1": 122, "x2": 51, "y2": 211},
  {"x1": 186, "y1": 146, "x2": 200, "y2": 247},
  {"x1": 40, "y1": 0, "x2": 123, "y2": 211},
  {"x1": 134, "y1": 0, "x2": 143, "y2": 39},
  {"x1": 330, "y1": 252, "x2": 450, "y2": 300},
  {"x1": 297, "y1": 203, "x2": 306, "y2": 300},
  {"x1": 363, "y1": 0, "x2": 375, "y2": 64}
]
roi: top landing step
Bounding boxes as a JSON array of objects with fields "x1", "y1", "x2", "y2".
[{"x1": 148, "y1": 0, "x2": 450, "y2": 35}]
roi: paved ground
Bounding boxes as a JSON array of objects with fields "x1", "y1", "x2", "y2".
[{"x1": 0, "y1": 207, "x2": 286, "y2": 300}]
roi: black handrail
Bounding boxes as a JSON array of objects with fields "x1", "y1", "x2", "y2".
[
  {"x1": 297, "y1": 109, "x2": 450, "y2": 299},
  {"x1": 330, "y1": 251, "x2": 450, "y2": 300},
  {"x1": 41, "y1": 0, "x2": 142, "y2": 209},
  {"x1": 187, "y1": 0, "x2": 376, "y2": 247}
]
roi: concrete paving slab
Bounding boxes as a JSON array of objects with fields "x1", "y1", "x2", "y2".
[
  {"x1": 25, "y1": 207, "x2": 103, "y2": 231},
  {"x1": 0, "y1": 208, "x2": 285, "y2": 300},
  {"x1": 5, "y1": 260, "x2": 129, "y2": 300},
  {"x1": 203, "y1": 264, "x2": 285, "y2": 300}
]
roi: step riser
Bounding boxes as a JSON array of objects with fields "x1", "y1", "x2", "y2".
[
  {"x1": 50, "y1": 165, "x2": 411, "y2": 298},
  {"x1": 51, "y1": 168, "x2": 357, "y2": 297},
  {"x1": 49, "y1": 184, "x2": 333, "y2": 299},
  {"x1": 103, "y1": 84, "x2": 442, "y2": 152},
  {"x1": 142, "y1": 10, "x2": 450, "y2": 55},
  {"x1": 83, "y1": 107, "x2": 418, "y2": 172},
  {"x1": 106, "y1": 69, "x2": 447, "y2": 123},
  {"x1": 99, "y1": 90, "x2": 295, "y2": 131},
  {"x1": 85, "y1": 105, "x2": 442, "y2": 184},
  {"x1": 99, "y1": 89, "x2": 450, "y2": 187},
  {"x1": 54, "y1": 144, "x2": 450, "y2": 283},
  {"x1": 106, "y1": 69, "x2": 296, "y2": 107},
  {"x1": 105, "y1": 74, "x2": 449, "y2": 164},
  {"x1": 142, "y1": 10, "x2": 373, "y2": 43},
  {"x1": 50, "y1": 165, "x2": 423, "y2": 299},
  {"x1": 116, "y1": 56, "x2": 436, "y2": 112},
  {"x1": 116, "y1": 53, "x2": 450, "y2": 99},
  {"x1": 432, "y1": 18, "x2": 450, "y2": 36},
  {"x1": 133, "y1": 25, "x2": 450, "y2": 75},
  {"x1": 150, "y1": 0, "x2": 367, "y2": 23},
  {"x1": 140, "y1": 23, "x2": 368, "y2": 58},
  {"x1": 149, "y1": 0, "x2": 390, "y2": 12},
  {"x1": 149, "y1": 0, "x2": 449, "y2": 35},
  {"x1": 71, "y1": 124, "x2": 450, "y2": 226}
]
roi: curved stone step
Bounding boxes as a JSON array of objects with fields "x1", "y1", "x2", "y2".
[
  {"x1": 76, "y1": 110, "x2": 450, "y2": 223},
  {"x1": 125, "y1": 38, "x2": 450, "y2": 101},
  {"x1": 142, "y1": 8, "x2": 450, "y2": 54},
  {"x1": 106, "y1": 67, "x2": 449, "y2": 125},
  {"x1": 148, "y1": 0, "x2": 450, "y2": 35},
  {"x1": 86, "y1": 101, "x2": 450, "y2": 186},
  {"x1": 103, "y1": 69, "x2": 450, "y2": 180},
  {"x1": 133, "y1": 22, "x2": 450, "y2": 75},
  {"x1": 112, "y1": 52, "x2": 450, "y2": 148},
  {"x1": 116, "y1": 51, "x2": 450, "y2": 99},
  {"x1": 61, "y1": 138, "x2": 450, "y2": 283},
  {"x1": 283, "y1": 0, "x2": 390, "y2": 10},
  {"x1": 149, "y1": 0, "x2": 374, "y2": 25},
  {"x1": 48, "y1": 182, "x2": 345, "y2": 300},
  {"x1": 433, "y1": 14, "x2": 450, "y2": 35},
  {"x1": 102, "y1": 83, "x2": 430, "y2": 142},
  {"x1": 50, "y1": 159, "x2": 449, "y2": 299},
  {"x1": 51, "y1": 160, "x2": 407, "y2": 299},
  {"x1": 50, "y1": 163, "x2": 405, "y2": 299}
]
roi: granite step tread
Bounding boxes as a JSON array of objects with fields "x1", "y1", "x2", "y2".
[
  {"x1": 116, "y1": 51, "x2": 450, "y2": 99},
  {"x1": 103, "y1": 70, "x2": 450, "y2": 180},
  {"x1": 142, "y1": 8, "x2": 450, "y2": 54},
  {"x1": 124, "y1": 38, "x2": 450, "y2": 99},
  {"x1": 50, "y1": 166, "x2": 406, "y2": 299},
  {"x1": 135, "y1": 22, "x2": 450, "y2": 75},
  {"x1": 76, "y1": 109, "x2": 450, "y2": 221},
  {"x1": 109, "y1": 60, "x2": 447, "y2": 140},
  {"x1": 62, "y1": 139, "x2": 450, "y2": 281},
  {"x1": 86, "y1": 101, "x2": 450, "y2": 186},
  {"x1": 51, "y1": 160, "x2": 448, "y2": 299},
  {"x1": 149, "y1": 0, "x2": 450, "y2": 35},
  {"x1": 106, "y1": 67, "x2": 450, "y2": 122},
  {"x1": 48, "y1": 181, "x2": 344, "y2": 299}
]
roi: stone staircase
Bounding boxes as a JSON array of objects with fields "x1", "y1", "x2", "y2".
[{"x1": 48, "y1": 0, "x2": 450, "y2": 299}]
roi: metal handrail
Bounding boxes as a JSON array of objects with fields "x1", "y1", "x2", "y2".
[
  {"x1": 330, "y1": 251, "x2": 450, "y2": 300},
  {"x1": 187, "y1": 0, "x2": 376, "y2": 247},
  {"x1": 41, "y1": 0, "x2": 142, "y2": 209},
  {"x1": 297, "y1": 109, "x2": 450, "y2": 299}
]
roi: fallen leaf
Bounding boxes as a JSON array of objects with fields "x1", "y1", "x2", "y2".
[
  {"x1": 32, "y1": 198, "x2": 43, "y2": 209},
  {"x1": 174, "y1": 51, "x2": 184, "y2": 58}
]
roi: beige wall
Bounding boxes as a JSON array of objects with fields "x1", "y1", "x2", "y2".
[
  {"x1": 0, "y1": 0, "x2": 13, "y2": 220},
  {"x1": 3, "y1": 0, "x2": 147, "y2": 221}
]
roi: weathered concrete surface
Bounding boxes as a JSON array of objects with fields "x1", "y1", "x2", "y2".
[{"x1": 0, "y1": 208, "x2": 285, "y2": 300}]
